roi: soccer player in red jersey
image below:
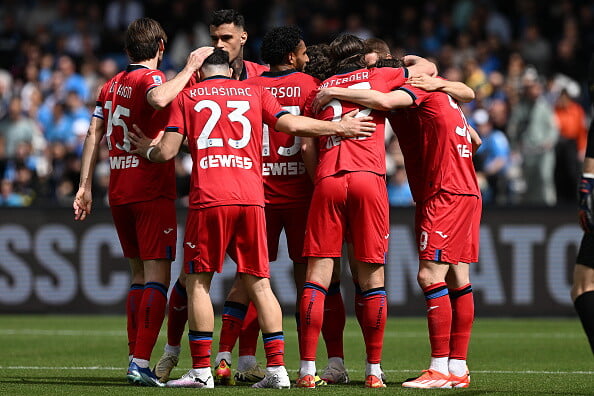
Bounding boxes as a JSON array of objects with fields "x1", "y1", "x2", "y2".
[
  {"x1": 155, "y1": 9, "x2": 270, "y2": 381},
  {"x1": 211, "y1": 26, "x2": 322, "y2": 385},
  {"x1": 296, "y1": 34, "x2": 435, "y2": 389},
  {"x1": 314, "y1": 58, "x2": 480, "y2": 389},
  {"x1": 128, "y1": 48, "x2": 375, "y2": 389},
  {"x1": 73, "y1": 18, "x2": 213, "y2": 387},
  {"x1": 210, "y1": 9, "x2": 269, "y2": 80}
]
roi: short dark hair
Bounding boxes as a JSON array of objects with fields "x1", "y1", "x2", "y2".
[
  {"x1": 363, "y1": 38, "x2": 391, "y2": 57},
  {"x1": 203, "y1": 48, "x2": 230, "y2": 67},
  {"x1": 375, "y1": 58, "x2": 404, "y2": 69},
  {"x1": 261, "y1": 26, "x2": 302, "y2": 66},
  {"x1": 210, "y1": 9, "x2": 245, "y2": 29},
  {"x1": 304, "y1": 44, "x2": 332, "y2": 81},
  {"x1": 329, "y1": 34, "x2": 365, "y2": 71},
  {"x1": 124, "y1": 18, "x2": 167, "y2": 63}
]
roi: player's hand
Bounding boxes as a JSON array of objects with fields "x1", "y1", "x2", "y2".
[
  {"x1": 579, "y1": 176, "x2": 594, "y2": 232},
  {"x1": 312, "y1": 88, "x2": 335, "y2": 114},
  {"x1": 73, "y1": 188, "x2": 92, "y2": 221},
  {"x1": 186, "y1": 46, "x2": 215, "y2": 71},
  {"x1": 337, "y1": 109, "x2": 375, "y2": 138},
  {"x1": 128, "y1": 124, "x2": 153, "y2": 159},
  {"x1": 408, "y1": 73, "x2": 445, "y2": 92}
]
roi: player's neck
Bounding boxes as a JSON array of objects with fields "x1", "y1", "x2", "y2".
[
  {"x1": 230, "y1": 54, "x2": 244, "y2": 80},
  {"x1": 270, "y1": 64, "x2": 295, "y2": 73},
  {"x1": 133, "y1": 57, "x2": 159, "y2": 70}
]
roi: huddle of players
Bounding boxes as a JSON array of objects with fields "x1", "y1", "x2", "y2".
[{"x1": 75, "y1": 8, "x2": 481, "y2": 390}]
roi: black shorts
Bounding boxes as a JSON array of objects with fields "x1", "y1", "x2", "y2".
[{"x1": 577, "y1": 232, "x2": 594, "y2": 269}]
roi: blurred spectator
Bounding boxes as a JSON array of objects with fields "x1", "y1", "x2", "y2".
[
  {"x1": 554, "y1": 88, "x2": 587, "y2": 204},
  {"x1": 507, "y1": 69, "x2": 559, "y2": 206},
  {"x1": 519, "y1": 24, "x2": 552, "y2": 76},
  {"x1": 387, "y1": 165, "x2": 414, "y2": 207},
  {"x1": 472, "y1": 108, "x2": 511, "y2": 205},
  {"x1": 0, "y1": 70, "x2": 13, "y2": 121},
  {"x1": 57, "y1": 55, "x2": 90, "y2": 103},
  {"x1": 0, "y1": 97, "x2": 44, "y2": 159},
  {"x1": 105, "y1": 0, "x2": 143, "y2": 32},
  {"x1": 0, "y1": 178, "x2": 24, "y2": 206}
]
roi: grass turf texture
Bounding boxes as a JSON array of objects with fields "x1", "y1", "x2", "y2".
[{"x1": 0, "y1": 315, "x2": 592, "y2": 395}]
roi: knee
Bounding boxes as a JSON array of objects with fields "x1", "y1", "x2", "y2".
[{"x1": 417, "y1": 268, "x2": 434, "y2": 288}]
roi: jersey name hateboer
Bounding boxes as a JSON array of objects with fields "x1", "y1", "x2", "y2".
[{"x1": 304, "y1": 66, "x2": 407, "y2": 182}]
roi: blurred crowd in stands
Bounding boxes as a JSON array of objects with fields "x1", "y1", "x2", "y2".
[{"x1": 0, "y1": 0, "x2": 592, "y2": 208}]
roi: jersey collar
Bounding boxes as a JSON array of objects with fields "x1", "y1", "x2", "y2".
[
  {"x1": 203, "y1": 75, "x2": 232, "y2": 81},
  {"x1": 261, "y1": 69, "x2": 299, "y2": 78},
  {"x1": 126, "y1": 64, "x2": 150, "y2": 72}
]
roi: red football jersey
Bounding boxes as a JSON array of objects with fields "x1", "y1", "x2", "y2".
[
  {"x1": 389, "y1": 84, "x2": 480, "y2": 202},
  {"x1": 186, "y1": 60, "x2": 269, "y2": 87},
  {"x1": 305, "y1": 67, "x2": 407, "y2": 182},
  {"x1": 165, "y1": 76, "x2": 288, "y2": 209},
  {"x1": 95, "y1": 65, "x2": 175, "y2": 206},
  {"x1": 242, "y1": 60, "x2": 269, "y2": 80},
  {"x1": 246, "y1": 70, "x2": 320, "y2": 206}
]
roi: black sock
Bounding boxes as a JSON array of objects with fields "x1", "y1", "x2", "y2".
[{"x1": 574, "y1": 290, "x2": 594, "y2": 354}]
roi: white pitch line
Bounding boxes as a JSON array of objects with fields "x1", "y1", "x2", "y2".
[
  {"x1": 0, "y1": 329, "x2": 585, "y2": 339},
  {"x1": 0, "y1": 366, "x2": 592, "y2": 375}
]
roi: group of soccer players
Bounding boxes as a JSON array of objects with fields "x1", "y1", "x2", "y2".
[{"x1": 74, "y1": 8, "x2": 482, "y2": 390}]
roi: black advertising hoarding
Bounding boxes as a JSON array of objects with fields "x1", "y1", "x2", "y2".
[{"x1": 0, "y1": 207, "x2": 579, "y2": 316}]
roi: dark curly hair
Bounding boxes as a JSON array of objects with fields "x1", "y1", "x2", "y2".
[
  {"x1": 375, "y1": 58, "x2": 404, "y2": 69},
  {"x1": 304, "y1": 43, "x2": 332, "y2": 81},
  {"x1": 210, "y1": 9, "x2": 245, "y2": 29},
  {"x1": 329, "y1": 34, "x2": 366, "y2": 72},
  {"x1": 261, "y1": 26, "x2": 302, "y2": 66}
]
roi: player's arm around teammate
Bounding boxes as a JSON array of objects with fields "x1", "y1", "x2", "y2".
[
  {"x1": 147, "y1": 47, "x2": 215, "y2": 109},
  {"x1": 130, "y1": 110, "x2": 376, "y2": 162}
]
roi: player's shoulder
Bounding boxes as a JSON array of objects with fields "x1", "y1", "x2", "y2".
[
  {"x1": 293, "y1": 71, "x2": 321, "y2": 86},
  {"x1": 244, "y1": 60, "x2": 269, "y2": 77}
]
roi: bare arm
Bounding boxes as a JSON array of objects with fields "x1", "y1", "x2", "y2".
[
  {"x1": 469, "y1": 125, "x2": 482, "y2": 154},
  {"x1": 275, "y1": 109, "x2": 375, "y2": 138},
  {"x1": 403, "y1": 55, "x2": 438, "y2": 77},
  {"x1": 128, "y1": 124, "x2": 184, "y2": 162},
  {"x1": 408, "y1": 73, "x2": 475, "y2": 103},
  {"x1": 314, "y1": 87, "x2": 414, "y2": 112},
  {"x1": 147, "y1": 47, "x2": 214, "y2": 109},
  {"x1": 301, "y1": 136, "x2": 318, "y2": 181},
  {"x1": 73, "y1": 117, "x2": 104, "y2": 220}
]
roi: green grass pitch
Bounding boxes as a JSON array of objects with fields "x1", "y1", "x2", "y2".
[{"x1": 1, "y1": 315, "x2": 592, "y2": 395}]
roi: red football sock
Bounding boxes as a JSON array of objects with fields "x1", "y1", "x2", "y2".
[
  {"x1": 126, "y1": 284, "x2": 144, "y2": 356},
  {"x1": 423, "y1": 282, "x2": 452, "y2": 358},
  {"x1": 449, "y1": 284, "x2": 474, "y2": 360},
  {"x1": 134, "y1": 282, "x2": 168, "y2": 360},
  {"x1": 322, "y1": 282, "x2": 345, "y2": 359},
  {"x1": 167, "y1": 279, "x2": 188, "y2": 347},
  {"x1": 299, "y1": 282, "x2": 327, "y2": 361},
  {"x1": 360, "y1": 287, "x2": 387, "y2": 364},
  {"x1": 219, "y1": 301, "x2": 248, "y2": 353},
  {"x1": 238, "y1": 301, "x2": 260, "y2": 356},
  {"x1": 353, "y1": 281, "x2": 364, "y2": 336},
  {"x1": 263, "y1": 332, "x2": 285, "y2": 367},
  {"x1": 189, "y1": 330, "x2": 213, "y2": 368}
]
